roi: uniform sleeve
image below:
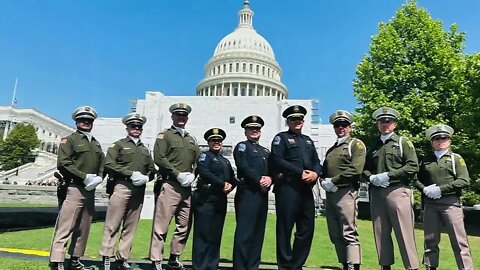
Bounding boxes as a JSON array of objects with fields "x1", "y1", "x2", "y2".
[
  {"x1": 331, "y1": 140, "x2": 366, "y2": 184},
  {"x1": 310, "y1": 141, "x2": 322, "y2": 176},
  {"x1": 270, "y1": 134, "x2": 303, "y2": 176},
  {"x1": 148, "y1": 154, "x2": 157, "y2": 180},
  {"x1": 439, "y1": 154, "x2": 470, "y2": 193},
  {"x1": 197, "y1": 153, "x2": 224, "y2": 189},
  {"x1": 105, "y1": 143, "x2": 133, "y2": 177},
  {"x1": 153, "y1": 133, "x2": 180, "y2": 177},
  {"x1": 98, "y1": 148, "x2": 106, "y2": 178},
  {"x1": 233, "y1": 143, "x2": 262, "y2": 184},
  {"x1": 388, "y1": 138, "x2": 419, "y2": 179},
  {"x1": 57, "y1": 137, "x2": 87, "y2": 180},
  {"x1": 228, "y1": 162, "x2": 238, "y2": 188},
  {"x1": 413, "y1": 160, "x2": 426, "y2": 191},
  {"x1": 362, "y1": 146, "x2": 376, "y2": 180}
]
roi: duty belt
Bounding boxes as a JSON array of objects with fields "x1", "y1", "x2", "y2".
[{"x1": 336, "y1": 183, "x2": 351, "y2": 188}]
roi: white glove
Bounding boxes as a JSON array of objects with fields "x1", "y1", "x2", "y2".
[
  {"x1": 85, "y1": 176, "x2": 103, "y2": 191},
  {"x1": 130, "y1": 171, "x2": 143, "y2": 181},
  {"x1": 83, "y1": 174, "x2": 97, "y2": 186},
  {"x1": 424, "y1": 184, "x2": 441, "y2": 199},
  {"x1": 131, "y1": 173, "x2": 149, "y2": 186},
  {"x1": 177, "y1": 172, "x2": 195, "y2": 187},
  {"x1": 321, "y1": 178, "x2": 338, "y2": 192},
  {"x1": 369, "y1": 174, "x2": 380, "y2": 186},
  {"x1": 377, "y1": 172, "x2": 390, "y2": 182}
]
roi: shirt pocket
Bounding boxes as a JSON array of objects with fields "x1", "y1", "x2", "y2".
[
  {"x1": 73, "y1": 144, "x2": 89, "y2": 160},
  {"x1": 385, "y1": 147, "x2": 403, "y2": 169},
  {"x1": 119, "y1": 148, "x2": 136, "y2": 163}
]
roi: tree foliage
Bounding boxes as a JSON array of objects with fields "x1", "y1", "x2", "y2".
[
  {"x1": 353, "y1": 1, "x2": 480, "y2": 196},
  {"x1": 0, "y1": 123, "x2": 40, "y2": 170}
]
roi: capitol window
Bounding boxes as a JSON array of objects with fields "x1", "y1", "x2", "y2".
[
  {"x1": 230, "y1": 117, "x2": 235, "y2": 124},
  {"x1": 236, "y1": 63, "x2": 239, "y2": 72}
]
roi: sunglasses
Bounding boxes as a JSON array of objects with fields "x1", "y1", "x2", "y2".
[
  {"x1": 288, "y1": 117, "x2": 304, "y2": 121},
  {"x1": 378, "y1": 119, "x2": 394, "y2": 124},
  {"x1": 210, "y1": 139, "x2": 223, "y2": 143},
  {"x1": 333, "y1": 123, "x2": 349, "y2": 128},
  {"x1": 77, "y1": 118, "x2": 94, "y2": 124},
  {"x1": 432, "y1": 136, "x2": 449, "y2": 141},
  {"x1": 128, "y1": 124, "x2": 143, "y2": 130}
]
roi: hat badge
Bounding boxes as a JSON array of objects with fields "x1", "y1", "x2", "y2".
[
  {"x1": 179, "y1": 103, "x2": 185, "y2": 108},
  {"x1": 85, "y1": 107, "x2": 91, "y2": 111},
  {"x1": 252, "y1": 115, "x2": 257, "y2": 122},
  {"x1": 213, "y1": 128, "x2": 219, "y2": 135},
  {"x1": 382, "y1": 108, "x2": 388, "y2": 113},
  {"x1": 293, "y1": 105, "x2": 299, "y2": 112},
  {"x1": 436, "y1": 126, "x2": 443, "y2": 131}
]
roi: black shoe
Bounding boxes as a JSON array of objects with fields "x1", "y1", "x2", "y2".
[
  {"x1": 167, "y1": 254, "x2": 185, "y2": 270},
  {"x1": 380, "y1": 266, "x2": 391, "y2": 270},
  {"x1": 101, "y1": 256, "x2": 111, "y2": 270},
  {"x1": 152, "y1": 261, "x2": 163, "y2": 270},
  {"x1": 425, "y1": 267, "x2": 437, "y2": 270},
  {"x1": 116, "y1": 260, "x2": 131, "y2": 270},
  {"x1": 49, "y1": 262, "x2": 65, "y2": 270},
  {"x1": 69, "y1": 259, "x2": 94, "y2": 270}
]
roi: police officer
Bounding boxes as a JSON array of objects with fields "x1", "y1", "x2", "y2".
[
  {"x1": 415, "y1": 124, "x2": 474, "y2": 270},
  {"x1": 271, "y1": 105, "x2": 322, "y2": 269},
  {"x1": 100, "y1": 113, "x2": 156, "y2": 270},
  {"x1": 150, "y1": 103, "x2": 201, "y2": 270},
  {"x1": 49, "y1": 106, "x2": 105, "y2": 270},
  {"x1": 233, "y1": 115, "x2": 272, "y2": 270},
  {"x1": 364, "y1": 107, "x2": 420, "y2": 270},
  {"x1": 192, "y1": 128, "x2": 237, "y2": 270},
  {"x1": 321, "y1": 110, "x2": 365, "y2": 270}
]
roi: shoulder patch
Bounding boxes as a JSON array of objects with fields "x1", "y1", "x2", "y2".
[
  {"x1": 199, "y1": 153, "x2": 206, "y2": 162},
  {"x1": 406, "y1": 140, "x2": 414, "y2": 148},
  {"x1": 157, "y1": 133, "x2": 165, "y2": 139},
  {"x1": 273, "y1": 135, "x2": 281, "y2": 146},
  {"x1": 356, "y1": 140, "x2": 365, "y2": 150},
  {"x1": 238, "y1": 143, "x2": 246, "y2": 152},
  {"x1": 60, "y1": 138, "x2": 68, "y2": 144},
  {"x1": 459, "y1": 157, "x2": 466, "y2": 167}
]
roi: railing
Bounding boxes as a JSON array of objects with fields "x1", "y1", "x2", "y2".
[{"x1": 0, "y1": 163, "x2": 35, "y2": 179}]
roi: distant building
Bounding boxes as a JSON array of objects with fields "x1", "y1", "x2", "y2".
[
  {"x1": 93, "y1": 1, "x2": 336, "y2": 158},
  {"x1": 0, "y1": 106, "x2": 74, "y2": 154}
]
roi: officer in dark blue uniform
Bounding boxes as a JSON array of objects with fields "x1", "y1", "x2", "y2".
[
  {"x1": 271, "y1": 105, "x2": 322, "y2": 270},
  {"x1": 233, "y1": 115, "x2": 272, "y2": 270},
  {"x1": 192, "y1": 128, "x2": 238, "y2": 270}
]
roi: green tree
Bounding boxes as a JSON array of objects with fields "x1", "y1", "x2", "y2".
[
  {"x1": 0, "y1": 123, "x2": 40, "y2": 170},
  {"x1": 353, "y1": 0, "x2": 466, "y2": 156},
  {"x1": 353, "y1": 0, "x2": 480, "y2": 200}
]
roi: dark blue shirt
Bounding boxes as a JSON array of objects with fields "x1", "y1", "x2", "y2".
[
  {"x1": 197, "y1": 150, "x2": 237, "y2": 192},
  {"x1": 233, "y1": 140, "x2": 270, "y2": 189},
  {"x1": 271, "y1": 130, "x2": 322, "y2": 180}
]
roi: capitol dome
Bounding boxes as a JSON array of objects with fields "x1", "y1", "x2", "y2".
[{"x1": 196, "y1": 1, "x2": 288, "y2": 100}]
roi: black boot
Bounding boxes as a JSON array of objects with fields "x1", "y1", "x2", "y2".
[
  {"x1": 152, "y1": 261, "x2": 163, "y2": 270},
  {"x1": 167, "y1": 254, "x2": 185, "y2": 270},
  {"x1": 101, "y1": 256, "x2": 111, "y2": 270},
  {"x1": 343, "y1": 263, "x2": 360, "y2": 270},
  {"x1": 116, "y1": 259, "x2": 131, "y2": 270},
  {"x1": 49, "y1": 262, "x2": 65, "y2": 270},
  {"x1": 380, "y1": 266, "x2": 391, "y2": 270},
  {"x1": 69, "y1": 257, "x2": 94, "y2": 270}
]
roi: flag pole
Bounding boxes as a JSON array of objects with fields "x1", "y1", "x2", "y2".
[{"x1": 11, "y1": 78, "x2": 18, "y2": 107}]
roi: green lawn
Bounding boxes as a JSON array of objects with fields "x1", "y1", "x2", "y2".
[
  {"x1": 0, "y1": 202, "x2": 56, "y2": 207},
  {"x1": 1, "y1": 214, "x2": 479, "y2": 269}
]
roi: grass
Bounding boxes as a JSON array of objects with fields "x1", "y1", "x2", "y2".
[
  {"x1": 0, "y1": 202, "x2": 56, "y2": 207},
  {"x1": 1, "y1": 214, "x2": 479, "y2": 269}
]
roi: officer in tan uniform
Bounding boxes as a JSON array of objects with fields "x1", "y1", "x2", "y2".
[
  {"x1": 150, "y1": 103, "x2": 201, "y2": 270},
  {"x1": 49, "y1": 106, "x2": 105, "y2": 270},
  {"x1": 321, "y1": 110, "x2": 365, "y2": 270},
  {"x1": 100, "y1": 113, "x2": 156, "y2": 270},
  {"x1": 415, "y1": 124, "x2": 474, "y2": 270},
  {"x1": 363, "y1": 107, "x2": 420, "y2": 270}
]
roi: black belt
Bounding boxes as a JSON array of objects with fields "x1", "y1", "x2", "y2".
[{"x1": 336, "y1": 183, "x2": 351, "y2": 188}]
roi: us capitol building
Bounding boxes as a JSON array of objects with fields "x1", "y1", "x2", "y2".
[{"x1": 0, "y1": 1, "x2": 336, "y2": 185}]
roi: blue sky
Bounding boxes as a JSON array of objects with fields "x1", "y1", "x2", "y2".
[{"x1": 1, "y1": 0, "x2": 479, "y2": 125}]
